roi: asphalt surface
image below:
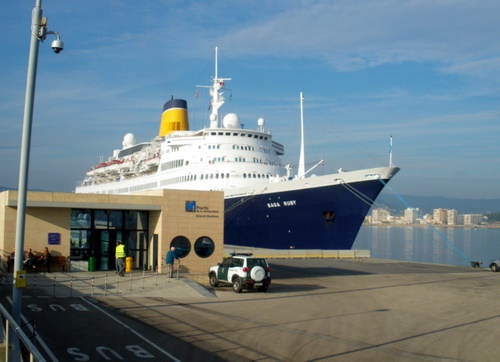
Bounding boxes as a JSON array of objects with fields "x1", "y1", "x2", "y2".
[{"x1": 1, "y1": 259, "x2": 499, "y2": 361}]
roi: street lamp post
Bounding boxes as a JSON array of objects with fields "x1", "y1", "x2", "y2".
[{"x1": 10, "y1": 0, "x2": 63, "y2": 359}]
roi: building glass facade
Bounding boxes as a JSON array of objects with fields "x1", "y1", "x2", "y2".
[{"x1": 70, "y1": 209, "x2": 149, "y2": 271}]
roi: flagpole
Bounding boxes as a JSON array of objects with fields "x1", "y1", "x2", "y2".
[{"x1": 389, "y1": 135, "x2": 393, "y2": 167}]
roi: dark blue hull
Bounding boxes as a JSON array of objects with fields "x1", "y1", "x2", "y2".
[{"x1": 224, "y1": 178, "x2": 389, "y2": 250}]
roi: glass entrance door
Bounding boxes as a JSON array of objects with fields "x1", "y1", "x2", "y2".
[{"x1": 95, "y1": 230, "x2": 122, "y2": 271}]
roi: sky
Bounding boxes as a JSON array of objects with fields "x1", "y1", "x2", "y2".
[{"x1": 1, "y1": 0, "x2": 499, "y2": 200}]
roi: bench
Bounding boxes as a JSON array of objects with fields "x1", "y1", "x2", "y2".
[{"x1": 36, "y1": 256, "x2": 68, "y2": 272}]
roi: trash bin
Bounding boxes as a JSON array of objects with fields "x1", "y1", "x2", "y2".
[
  {"x1": 88, "y1": 257, "x2": 96, "y2": 272},
  {"x1": 125, "y1": 256, "x2": 133, "y2": 273}
]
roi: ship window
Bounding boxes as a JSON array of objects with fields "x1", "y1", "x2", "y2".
[
  {"x1": 225, "y1": 132, "x2": 230, "y2": 136},
  {"x1": 216, "y1": 173, "x2": 219, "y2": 179},
  {"x1": 218, "y1": 132, "x2": 223, "y2": 135},
  {"x1": 233, "y1": 133, "x2": 238, "y2": 136},
  {"x1": 248, "y1": 134, "x2": 252, "y2": 137},
  {"x1": 227, "y1": 173, "x2": 230, "y2": 178},
  {"x1": 254, "y1": 135, "x2": 258, "y2": 138},
  {"x1": 211, "y1": 132, "x2": 216, "y2": 135},
  {"x1": 243, "y1": 173, "x2": 246, "y2": 178},
  {"x1": 241, "y1": 133, "x2": 246, "y2": 137}
]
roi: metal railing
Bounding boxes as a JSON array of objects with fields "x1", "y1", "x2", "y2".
[{"x1": 0, "y1": 302, "x2": 46, "y2": 361}]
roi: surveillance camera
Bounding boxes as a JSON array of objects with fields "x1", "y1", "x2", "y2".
[{"x1": 51, "y1": 39, "x2": 64, "y2": 54}]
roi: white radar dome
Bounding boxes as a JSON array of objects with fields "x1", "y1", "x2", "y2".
[
  {"x1": 223, "y1": 113, "x2": 240, "y2": 129},
  {"x1": 122, "y1": 133, "x2": 136, "y2": 148},
  {"x1": 258, "y1": 118, "x2": 265, "y2": 127}
]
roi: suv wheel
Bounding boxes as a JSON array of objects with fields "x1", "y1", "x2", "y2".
[
  {"x1": 250, "y1": 266, "x2": 265, "y2": 282},
  {"x1": 209, "y1": 273, "x2": 219, "y2": 287},
  {"x1": 232, "y1": 277, "x2": 243, "y2": 293},
  {"x1": 490, "y1": 263, "x2": 499, "y2": 272}
]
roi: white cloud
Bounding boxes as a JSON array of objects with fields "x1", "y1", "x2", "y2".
[{"x1": 215, "y1": 0, "x2": 500, "y2": 74}]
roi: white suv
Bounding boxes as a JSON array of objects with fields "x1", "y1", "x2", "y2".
[
  {"x1": 209, "y1": 254, "x2": 271, "y2": 293},
  {"x1": 489, "y1": 258, "x2": 500, "y2": 272}
]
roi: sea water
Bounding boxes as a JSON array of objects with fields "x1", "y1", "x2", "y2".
[{"x1": 353, "y1": 225, "x2": 500, "y2": 267}]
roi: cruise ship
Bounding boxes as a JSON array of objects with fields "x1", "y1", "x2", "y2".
[{"x1": 75, "y1": 48, "x2": 399, "y2": 250}]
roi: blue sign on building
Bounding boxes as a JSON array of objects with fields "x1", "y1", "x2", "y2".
[
  {"x1": 185, "y1": 200, "x2": 196, "y2": 212},
  {"x1": 48, "y1": 232, "x2": 61, "y2": 245}
]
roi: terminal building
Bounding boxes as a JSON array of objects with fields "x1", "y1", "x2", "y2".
[{"x1": 0, "y1": 189, "x2": 224, "y2": 274}]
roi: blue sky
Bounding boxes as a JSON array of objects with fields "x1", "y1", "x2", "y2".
[{"x1": 1, "y1": 0, "x2": 499, "y2": 199}]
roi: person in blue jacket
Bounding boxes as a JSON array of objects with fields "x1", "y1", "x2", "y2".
[{"x1": 165, "y1": 247, "x2": 178, "y2": 277}]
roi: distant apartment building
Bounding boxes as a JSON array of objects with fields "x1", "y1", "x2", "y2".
[
  {"x1": 404, "y1": 208, "x2": 420, "y2": 224},
  {"x1": 447, "y1": 209, "x2": 458, "y2": 225},
  {"x1": 463, "y1": 214, "x2": 482, "y2": 226},
  {"x1": 433, "y1": 208, "x2": 448, "y2": 225},
  {"x1": 372, "y1": 208, "x2": 391, "y2": 223}
]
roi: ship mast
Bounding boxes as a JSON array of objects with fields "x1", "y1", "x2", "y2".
[
  {"x1": 298, "y1": 92, "x2": 305, "y2": 178},
  {"x1": 198, "y1": 47, "x2": 231, "y2": 129}
]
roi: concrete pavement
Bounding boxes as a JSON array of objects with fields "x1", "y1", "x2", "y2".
[
  {"x1": 2, "y1": 259, "x2": 500, "y2": 361},
  {"x1": 0, "y1": 269, "x2": 214, "y2": 299}
]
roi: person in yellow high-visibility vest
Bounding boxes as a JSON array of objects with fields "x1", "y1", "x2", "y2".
[{"x1": 115, "y1": 241, "x2": 127, "y2": 276}]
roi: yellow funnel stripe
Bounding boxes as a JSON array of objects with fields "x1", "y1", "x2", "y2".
[{"x1": 159, "y1": 108, "x2": 189, "y2": 137}]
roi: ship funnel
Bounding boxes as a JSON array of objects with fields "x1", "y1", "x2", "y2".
[{"x1": 159, "y1": 99, "x2": 189, "y2": 137}]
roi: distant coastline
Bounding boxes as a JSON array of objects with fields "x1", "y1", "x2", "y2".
[{"x1": 363, "y1": 223, "x2": 500, "y2": 229}]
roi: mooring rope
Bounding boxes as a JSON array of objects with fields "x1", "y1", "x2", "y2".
[
  {"x1": 340, "y1": 181, "x2": 377, "y2": 207},
  {"x1": 377, "y1": 178, "x2": 470, "y2": 262},
  {"x1": 224, "y1": 187, "x2": 268, "y2": 214}
]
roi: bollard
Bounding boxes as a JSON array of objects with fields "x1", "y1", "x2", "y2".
[
  {"x1": 125, "y1": 256, "x2": 133, "y2": 273},
  {"x1": 33, "y1": 275, "x2": 37, "y2": 298},
  {"x1": 88, "y1": 257, "x2": 96, "y2": 272}
]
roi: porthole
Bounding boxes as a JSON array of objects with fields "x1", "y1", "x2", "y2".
[
  {"x1": 194, "y1": 236, "x2": 215, "y2": 258},
  {"x1": 170, "y1": 236, "x2": 191, "y2": 258}
]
